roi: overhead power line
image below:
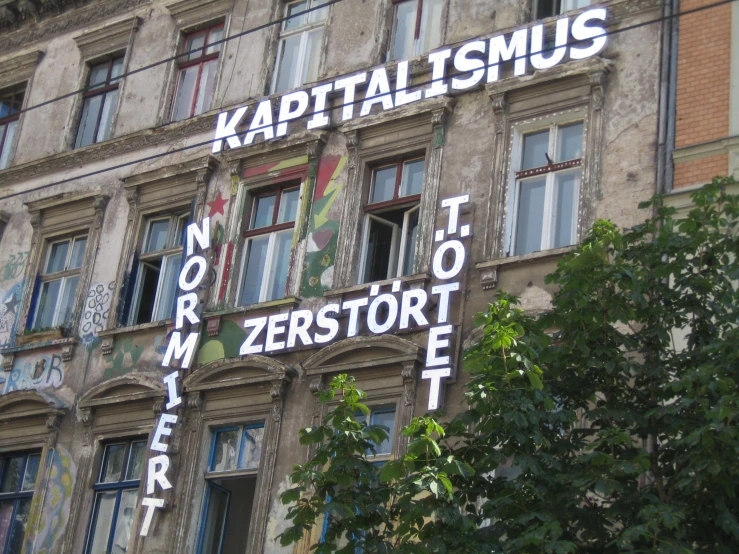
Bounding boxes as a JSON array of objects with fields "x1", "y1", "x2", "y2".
[{"x1": 0, "y1": 0, "x2": 735, "y2": 202}]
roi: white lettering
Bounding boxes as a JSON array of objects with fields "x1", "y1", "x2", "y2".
[
  {"x1": 240, "y1": 317, "x2": 267, "y2": 355},
  {"x1": 427, "y1": 325, "x2": 453, "y2": 367},
  {"x1": 244, "y1": 99, "x2": 275, "y2": 144},
  {"x1": 426, "y1": 48, "x2": 452, "y2": 98},
  {"x1": 277, "y1": 91, "x2": 310, "y2": 137},
  {"x1": 212, "y1": 107, "x2": 247, "y2": 153},
  {"x1": 287, "y1": 309, "x2": 314, "y2": 348},
  {"x1": 432, "y1": 282, "x2": 460, "y2": 324},
  {"x1": 151, "y1": 414, "x2": 178, "y2": 453},
  {"x1": 314, "y1": 304, "x2": 340, "y2": 344},
  {"x1": 162, "y1": 331, "x2": 198, "y2": 369},
  {"x1": 163, "y1": 371, "x2": 181, "y2": 410},
  {"x1": 421, "y1": 367, "x2": 451, "y2": 410},
  {"x1": 570, "y1": 8, "x2": 607, "y2": 60},
  {"x1": 307, "y1": 83, "x2": 333, "y2": 129},
  {"x1": 452, "y1": 41, "x2": 486, "y2": 90},
  {"x1": 361, "y1": 67, "x2": 394, "y2": 116},
  {"x1": 399, "y1": 289, "x2": 429, "y2": 329},
  {"x1": 265, "y1": 313, "x2": 289, "y2": 352},
  {"x1": 186, "y1": 218, "x2": 211, "y2": 256},
  {"x1": 178, "y1": 256, "x2": 207, "y2": 291},
  {"x1": 335, "y1": 73, "x2": 367, "y2": 120},
  {"x1": 395, "y1": 60, "x2": 422, "y2": 106},
  {"x1": 488, "y1": 29, "x2": 527, "y2": 82},
  {"x1": 140, "y1": 497, "x2": 165, "y2": 536},
  {"x1": 342, "y1": 298, "x2": 369, "y2": 338},
  {"x1": 440, "y1": 195, "x2": 469, "y2": 235},
  {"x1": 175, "y1": 293, "x2": 199, "y2": 329},
  {"x1": 432, "y1": 240, "x2": 466, "y2": 280},
  {"x1": 367, "y1": 294, "x2": 398, "y2": 334},
  {"x1": 531, "y1": 18, "x2": 568, "y2": 70},
  {"x1": 146, "y1": 455, "x2": 172, "y2": 494}
]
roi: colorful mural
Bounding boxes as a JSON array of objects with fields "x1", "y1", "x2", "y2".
[
  {"x1": 29, "y1": 446, "x2": 76, "y2": 554},
  {"x1": 0, "y1": 251, "x2": 29, "y2": 283},
  {"x1": 79, "y1": 282, "x2": 115, "y2": 350},
  {"x1": 197, "y1": 320, "x2": 247, "y2": 365},
  {"x1": 104, "y1": 337, "x2": 144, "y2": 379},
  {"x1": 302, "y1": 155, "x2": 347, "y2": 298},
  {"x1": 0, "y1": 351, "x2": 65, "y2": 395}
]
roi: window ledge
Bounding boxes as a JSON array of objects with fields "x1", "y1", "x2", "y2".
[
  {"x1": 203, "y1": 297, "x2": 302, "y2": 336},
  {"x1": 1, "y1": 336, "x2": 78, "y2": 370},
  {"x1": 475, "y1": 246, "x2": 576, "y2": 290},
  {"x1": 325, "y1": 273, "x2": 430, "y2": 299}
]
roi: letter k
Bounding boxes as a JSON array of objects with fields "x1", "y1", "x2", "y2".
[{"x1": 212, "y1": 107, "x2": 248, "y2": 153}]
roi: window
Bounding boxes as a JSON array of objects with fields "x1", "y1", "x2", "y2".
[
  {"x1": 354, "y1": 407, "x2": 396, "y2": 457},
  {"x1": 32, "y1": 235, "x2": 87, "y2": 330},
  {"x1": 85, "y1": 440, "x2": 145, "y2": 554},
  {"x1": 272, "y1": 0, "x2": 328, "y2": 94},
  {"x1": 75, "y1": 57, "x2": 123, "y2": 148},
  {"x1": 198, "y1": 424, "x2": 265, "y2": 554},
  {"x1": 238, "y1": 185, "x2": 300, "y2": 306},
  {"x1": 0, "y1": 85, "x2": 24, "y2": 170},
  {"x1": 509, "y1": 121, "x2": 583, "y2": 256},
  {"x1": 127, "y1": 213, "x2": 189, "y2": 325},
  {"x1": 171, "y1": 24, "x2": 224, "y2": 122},
  {"x1": 359, "y1": 158, "x2": 424, "y2": 283},
  {"x1": 388, "y1": 0, "x2": 444, "y2": 61},
  {"x1": 534, "y1": 0, "x2": 591, "y2": 19},
  {"x1": 0, "y1": 452, "x2": 41, "y2": 554}
]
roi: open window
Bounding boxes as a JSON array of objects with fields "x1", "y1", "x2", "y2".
[
  {"x1": 0, "y1": 84, "x2": 24, "y2": 170},
  {"x1": 388, "y1": 0, "x2": 444, "y2": 61},
  {"x1": 271, "y1": 0, "x2": 328, "y2": 94},
  {"x1": 508, "y1": 120, "x2": 584, "y2": 256},
  {"x1": 359, "y1": 157, "x2": 424, "y2": 283},
  {"x1": 197, "y1": 424, "x2": 265, "y2": 554},
  {"x1": 127, "y1": 212, "x2": 189, "y2": 326},
  {"x1": 238, "y1": 184, "x2": 300, "y2": 306}
]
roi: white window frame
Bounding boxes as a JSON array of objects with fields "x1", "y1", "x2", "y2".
[
  {"x1": 533, "y1": 0, "x2": 591, "y2": 19},
  {"x1": 388, "y1": 0, "x2": 445, "y2": 61},
  {"x1": 506, "y1": 114, "x2": 586, "y2": 257},
  {"x1": 128, "y1": 213, "x2": 188, "y2": 325},
  {"x1": 270, "y1": 0, "x2": 328, "y2": 94},
  {"x1": 32, "y1": 234, "x2": 88, "y2": 329},
  {"x1": 236, "y1": 184, "x2": 302, "y2": 306}
]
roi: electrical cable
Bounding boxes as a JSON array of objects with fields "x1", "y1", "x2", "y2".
[{"x1": 0, "y1": 0, "x2": 735, "y2": 202}]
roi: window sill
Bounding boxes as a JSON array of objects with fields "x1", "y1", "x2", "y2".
[
  {"x1": 325, "y1": 273, "x2": 430, "y2": 299},
  {"x1": 203, "y1": 297, "x2": 302, "y2": 337},
  {"x1": 1, "y1": 335, "x2": 78, "y2": 370},
  {"x1": 475, "y1": 246, "x2": 576, "y2": 290},
  {"x1": 98, "y1": 319, "x2": 174, "y2": 355}
]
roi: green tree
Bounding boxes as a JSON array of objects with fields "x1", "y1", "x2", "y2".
[{"x1": 279, "y1": 177, "x2": 739, "y2": 553}]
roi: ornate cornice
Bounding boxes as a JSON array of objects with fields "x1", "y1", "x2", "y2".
[
  {"x1": 0, "y1": 49, "x2": 43, "y2": 88},
  {"x1": 73, "y1": 14, "x2": 142, "y2": 59}
]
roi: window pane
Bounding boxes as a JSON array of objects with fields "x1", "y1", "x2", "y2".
[
  {"x1": 75, "y1": 94, "x2": 103, "y2": 148},
  {"x1": 0, "y1": 457, "x2": 25, "y2": 493},
  {"x1": 172, "y1": 66, "x2": 199, "y2": 121},
  {"x1": 21, "y1": 454, "x2": 40, "y2": 492},
  {"x1": 514, "y1": 177, "x2": 546, "y2": 256},
  {"x1": 371, "y1": 166, "x2": 397, "y2": 204},
  {"x1": 557, "y1": 123, "x2": 584, "y2": 162},
  {"x1": 252, "y1": 195, "x2": 276, "y2": 229},
  {"x1": 125, "y1": 441, "x2": 146, "y2": 481},
  {"x1": 173, "y1": 214, "x2": 189, "y2": 248},
  {"x1": 536, "y1": 0, "x2": 559, "y2": 18},
  {"x1": 553, "y1": 170, "x2": 580, "y2": 249},
  {"x1": 401, "y1": 208, "x2": 419, "y2": 276},
  {"x1": 301, "y1": 28, "x2": 324, "y2": 85},
  {"x1": 240, "y1": 236, "x2": 270, "y2": 305},
  {"x1": 239, "y1": 426, "x2": 264, "y2": 470},
  {"x1": 267, "y1": 230, "x2": 292, "y2": 302},
  {"x1": 111, "y1": 58, "x2": 124, "y2": 82},
  {"x1": 284, "y1": 0, "x2": 308, "y2": 30},
  {"x1": 200, "y1": 485, "x2": 229, "y2": 554},
  {"x1": 153, "y1": 254, "x2": 181, "y2": 321},
  {"x1": 59, "y1": 275, "x2": 80, "y2": 326},
  {"x1": 205, "y1": 27, "x2": 224, "y2": 55},
  {"x1": 400, "y1": 159, "x2": 424, "y2": 197},
  {"x1": 185, "y1": 31, "x2": 207, "y2": 60},
  {"x1": 0, "y1": 121, "x2": 18, "y2": 170},
  {"x1": 132, "y1": 261, "x2": 161, "y2": 325},
  {"x1": 391, "y1": 1, "x2": 418, "y2": 61},
  {"x1": 88, "y1": 63, "x2": 111, "y2": 89},
  {"x1": 420, "y1": 0, "x2": 444, "y2": 54},
  {"x1": 521, "y1": 130, "x2": 550, "y2": 170},
  {"x1": 194, "y1": 59, "x2": 218, "y2": 116},
  {"x1": 88, "y1": 492, "x2": 117, "y2": 554},
  {"x1": 370, "y1": 410, "x2": 395, "y2": 455},
  {"x1": 111, "y1": 489, "x2": 138, "y2": 554},
  {"x1": 34, "y1": 280, "x2": 62, "y2": 329},
  {"x1": 363, "y1": 217, "x2": 396, "y2": 282},
  {"x1": 46, "y1": 240, "x2": 70, "y2": 274},
  {"x1": 309, "y1": 0, "x2": 329, "y2": 22},
  {"x1": 0, "y1": 88, "x2": 23, "y2": 118},
  {"x1": 277, "y1": 189, "x2": 300, "y2": 224},
  {"x1": 5, "y1": 498, "x2": 30, "y2": 554},
  {"x1": 212, "y1": 430, "x2": 239, "y2": 472},
  {"x1": 96, "y1": 90, "x2": 118, "y2": 143},
  {"x1": 69, "y1": 237, "x2": 88, "y2": 270},
  {"x1": 100, "y1": 443, "x2": 126, "y2": 483},
  {"x1": 0, "y1": 502, "x2": 13, "y2": 550},
  {"x1": 145, "y1": 219, "x2": 170, "y2": 253},
  {"x1": 274, "y1": 34, "x2": 302, "y2": 93}
]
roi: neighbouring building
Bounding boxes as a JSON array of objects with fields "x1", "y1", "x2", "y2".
[{"x1": 0, "y1": 0, "x2": 672, "y2": 552}]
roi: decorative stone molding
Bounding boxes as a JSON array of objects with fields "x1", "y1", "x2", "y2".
[
  {"x1": 205, "y1": 315, "x2": 221, "y2": 337},
  {"x1": 165, "y1": 0, "x2": 234, "y2": 30},
  {"x1": 0, "y1": 49, "x2": 44, "y2": 88},
  {"x1": 1, "y1": 353, "x2": 14, "y2": 371},
  {"x1": 73, "y1": 15, "x2": 142, "y2": 59}
]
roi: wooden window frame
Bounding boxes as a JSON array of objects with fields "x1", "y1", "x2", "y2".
[{"x1": 75, "y1": 56, "x2": 124, "y2": 149}]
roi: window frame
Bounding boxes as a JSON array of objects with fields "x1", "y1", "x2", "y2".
[
  {"x1": 506, "y1": 116, "x2": 586, "y2": 257},
  {"x1": 170, "y1": 23, "x2": 225, "y2": 122},
  {"x1": 0, "y1": 83, "x2": 25, "y2": 171},
  {"x1": 31, "y1": 234, "x2": 88, "y2": 330},
  {"x1": 126, "y1": 211, "x2": 189, "y2": 326},
  {"x1": 0, "y1": 450, "x2": 42, "y2": 554},
  {"x1": 83, "y1": 438, "x2": 147, "y2": 554},
  {"x1": 388, "y1": 0, "x2": 446, "y2": 62},
  {"x1": 236, "y1": 181, "x2": 302, "y2": 307},
  {"x1": 532, "y1": 0, "x2": 592, "y2": 20},
  {"x1": 358, "y1": 156, "x2": 425, "y2": 283},
  {"x1": 270, "y1": 0, "x2": 330, "y2": 94},
  {"x1": 74, "y1": 56, "x2": 125, "y2": 149}
]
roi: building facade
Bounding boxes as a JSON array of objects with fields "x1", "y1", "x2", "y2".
[{"x1": 0, "y1": 0, "x2": 673, "y2": 552}]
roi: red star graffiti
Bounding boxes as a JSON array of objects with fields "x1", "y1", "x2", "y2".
[{"x1": 207, "y1": 192, "x2": 229, "y2": 216}]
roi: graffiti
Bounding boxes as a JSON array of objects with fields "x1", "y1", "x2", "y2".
[
  {"x1": 104, "y1": 337, "x2": 144, "y2": 379},
  {"x1": 207, "y1": 192, "x2": 229, "y2": 217},
  {"x1": 0, "y1": 352, "x2": 64, "y2": 395},
  {"x1": 0, "y1": 251, "x2": 29, "y2": 282},
  {"x1": 29, "y1": 446, "x2": 76, "y2": 554},
  {"x1": 197, "y1": 320, "x2": 246, "y2": 365},
  {"x1": 302, "y1": 155, "x2": 347, "y2": 298},
  {"x1": 79, "y1": 282, "x2": 115, "y2": 350},
  {"x1": 0, "y1": 282, "x2": 23, "y2": 349}
]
